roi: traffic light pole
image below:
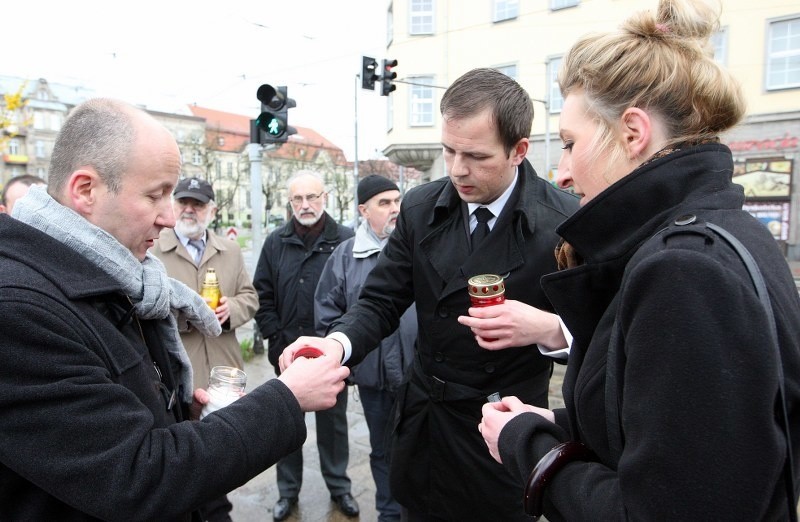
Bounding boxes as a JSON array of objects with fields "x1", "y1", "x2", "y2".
[
  {"x1": 353, "y1": 73, "x2": 360, "y2": 227},
  {"x1": 248, "y1": 141, "x2": 264, "y2": 264}
]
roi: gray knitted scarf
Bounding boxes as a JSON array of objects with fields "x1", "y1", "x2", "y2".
[{"x1": 13, "y1": 185, "x2": 221, "y2": 401}]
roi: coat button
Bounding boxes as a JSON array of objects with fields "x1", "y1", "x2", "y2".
[
  {"x1": 438, "y1": 307, "x2": 448, "y2": 318},
  {"x1": 434, "y1": 352, "x2": 445, "y2": 362},
  {"x1": 299, "y1": 278, "x2": 304, "y2": 284},
  {"x1": 484, "y1": 364, "x2": 495, "y2": 373},
  {"x1": 674, "y1": 214, "x2": 697, "y2": 226}
]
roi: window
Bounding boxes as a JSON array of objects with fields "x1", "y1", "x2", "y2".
[
  {"x1": 33, "y1": 113, "x2": 44, "y2": 129},
  {"x1": 227, "y1": 162, "x2": 233, "y2": 178},
  {"x1": 50, "y1": 114, "x2": 61, "y2": 132},
  {"x1": 767, "y1": 17, "x2": 800, "y2": 90},
  {"x1": 547, "y1": 57, "x2": 564, "y2": 113},
  {"x1": 36, "y1": 167, "x2": 46, "y2": 178},
  {"x1": 192, "y1": 150, "x2": 202, "y2": 165},
  {"x1": 711, "y1": 27, "x2": 728, "y2": 66},
  {"x1": 215, "y1": 159, "x2": 221, "y2": 182},
  {"x1": 550, "y1": 0, "x2": 579, "y2": 10},
  {"x1": 409, "y1": 76, "x2": 434, "y2": 126},
  {"x1": 493, "y1": 0, "x2": 518, "y2": 22},
  {"x1": 410, "y1": 0, "x2": 434, "y2": 35},
  {"x1": 35, "y1": 140, "x2": 45, "y2": 158},
  {"x1": 494, "y1": 64, "x2": 518, "y2": 80},
  {"x1": 7, "y1": 139, "x2": 20, "y2": 155}
]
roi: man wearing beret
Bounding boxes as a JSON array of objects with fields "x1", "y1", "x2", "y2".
[{"x1": 315, "y1": 175, "x2": 417, "y2": 522}]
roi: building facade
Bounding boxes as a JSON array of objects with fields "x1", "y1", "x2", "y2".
[
  {"x1": 0, "y1": 77, "x2": 416, "y2": 232},
  {"x1": 381, "y1": 0, "x2": 800, "y2": 260}
]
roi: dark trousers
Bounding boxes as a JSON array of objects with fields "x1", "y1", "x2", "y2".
[
  {"x1": 276, "y1": 386, "x2": 351, "y2": 497},
  {"x1": 359, "y1": 386, "x2": 402, "y2": 522}
]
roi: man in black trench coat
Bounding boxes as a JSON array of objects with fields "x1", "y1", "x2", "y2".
[{"x1": 279, "y1": 68, "x2": 579, "y2": 521}]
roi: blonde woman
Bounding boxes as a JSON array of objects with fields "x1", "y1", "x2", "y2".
[{"x1": 480, "y1": 0, "x2": 800, "y2": 519}]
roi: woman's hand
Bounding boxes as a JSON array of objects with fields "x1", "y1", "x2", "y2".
[{"x1": 479, "y1": 396, "x2": 555, "y2": 463}]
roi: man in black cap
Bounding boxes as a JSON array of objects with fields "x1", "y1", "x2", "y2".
[
  {"x1": 152, "y1": 177, "x2": 258, "y2": 521},
  {"x1": 315, "y1": 174, "x2": 416, "y2": 522}
]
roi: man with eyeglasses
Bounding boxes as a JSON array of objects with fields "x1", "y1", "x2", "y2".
[
  {"x1": 152, "y1": 177, "x2": 258, "y2": 522},
  {"x1": 253, "y1": 170, "x2": 357, "y2": 521}
]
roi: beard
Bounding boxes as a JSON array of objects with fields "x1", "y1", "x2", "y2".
[
  {"x1": 174, "y1": 213, "x2": 208, "y2": 238},
  {"x1": 294, "y1": 208, "x2": 322, "y2": 226},
  {"x1": 380, "y1": 214, "x2": 398, "y2": 238}
]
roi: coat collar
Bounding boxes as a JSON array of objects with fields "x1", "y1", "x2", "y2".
[
  {"x1": 0, "y1": 215, "x2": 121, "y2": 299},
  {"x1": 430, "y1": 159, "x2": 541, "y2": 234},
  {"x1": 558, "y1": 143, "x2": 744, "y2": 265},
  {"x1": 278, "y1": 211, "x2": 340, "y2": 242},
  {"x1": 422, "y1": 160, "x2": 547, "y2": 299},
  {"x1": 157, "y1": 228, "x2": 228, "y2": 265}
]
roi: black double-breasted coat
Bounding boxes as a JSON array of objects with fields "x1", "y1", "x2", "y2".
[
  {"x1": 331, "y1": 159, "x2": 579, "y2": 520},
  {"x1": 498, "y1": 144, "x2": 800, "y2": 520}
]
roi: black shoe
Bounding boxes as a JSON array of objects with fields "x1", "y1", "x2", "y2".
[
  {"x1": 272, "y1": 497, "x2": 297, "y2": 521},
  {"x1": 331, "y1": 493, "x2": 360, "y2": 517}
]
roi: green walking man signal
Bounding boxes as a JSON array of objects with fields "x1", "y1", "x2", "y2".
[{"x1": 255, "y1": 84, "x2": 296, "y2": 145}]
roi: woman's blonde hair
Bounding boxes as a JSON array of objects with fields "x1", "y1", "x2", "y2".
[{"x1": 559, "y1": 0, "x2": 745, "y2": 161}]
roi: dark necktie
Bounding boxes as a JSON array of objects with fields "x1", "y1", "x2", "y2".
[
  {"x1": 471, "y1": 207, "x2": 493, "y2": 249},
  {"x1": 188, "y1": 239, "x2": 204, "y2": 265}
]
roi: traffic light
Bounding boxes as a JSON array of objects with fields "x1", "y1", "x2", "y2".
[
  {"x1": 255, "y1": 84, "x2": 296, "y2": 145},
  {"x1": 381, "y1": 59, "x2": 398, "y2": 96},
  {"x1": 361, "y1": 56, "x2": 379, "y2": 90}
]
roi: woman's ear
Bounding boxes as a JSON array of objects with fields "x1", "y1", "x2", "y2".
[{"x1": 619, "y1": 107, "x2": 655, "y2": 161}]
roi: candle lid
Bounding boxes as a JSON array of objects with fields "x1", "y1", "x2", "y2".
[{"x1": 468, "y1": 274, "x2": 505, "y2": 298}]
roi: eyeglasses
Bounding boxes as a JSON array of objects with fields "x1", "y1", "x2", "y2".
[{"x1": 290, "y1": 192, "x2": 325, "y2": 205}]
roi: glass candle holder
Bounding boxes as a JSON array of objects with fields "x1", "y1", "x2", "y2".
[
  {"x1": 200, "y1": 366, "x2": 246, "y2": 419},
  {"x1": 200, "y1": 268, "x2": 222, "y2": 310}
]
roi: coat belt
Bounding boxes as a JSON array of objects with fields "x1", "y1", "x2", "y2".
[{"x1": 412, "y1": 358, "x2": 486, "y2": 402}]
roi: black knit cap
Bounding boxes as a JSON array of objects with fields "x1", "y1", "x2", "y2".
[{"x1": 357, "y1": 175, "x2": 399, "y2": 204}]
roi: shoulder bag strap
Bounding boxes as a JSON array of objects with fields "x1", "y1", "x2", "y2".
[
  {"x1": 605, "y1": 219, "x2": 796, "y2": 519},
  {"x1": 706, "y1": 222, "x2": 796, "y2": 521}
]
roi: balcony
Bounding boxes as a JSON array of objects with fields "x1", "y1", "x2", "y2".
[{"x1": 3, "y1": 154, "x2": 29, "y2": 165}]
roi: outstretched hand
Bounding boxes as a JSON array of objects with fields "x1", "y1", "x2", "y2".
[
  {"x1": 279, "y1": 336, "x2": 345, "y2": 373},
  {"x1": 278, "y1": 354, "x2": 350, "y2": 411}
]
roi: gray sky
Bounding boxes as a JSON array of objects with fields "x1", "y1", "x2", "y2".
[{"x1": 6, "y1": 0, "x2": 390, "y2": 160}]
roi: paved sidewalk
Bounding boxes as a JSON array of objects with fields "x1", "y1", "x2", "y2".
[{"x1": 230, "y1": 322, "x2": 565, "y2": 521}]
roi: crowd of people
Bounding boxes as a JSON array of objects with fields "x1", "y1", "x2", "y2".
[{"x1": 1, "y1": 1, "x2": 799, "y2": 520}]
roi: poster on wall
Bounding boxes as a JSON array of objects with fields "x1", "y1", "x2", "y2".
[
  {"x1": 743, "y1": 201, "x2": 790, "y2": 241},
  {"x1": 732, "y1": 158, "x2": 792, "y2": 199}
]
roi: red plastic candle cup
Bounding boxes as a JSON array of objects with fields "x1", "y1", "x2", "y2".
[
  {"x1": 294, "y1": 346, "x2": 324, "y2": 361},
  {"x1": 467, "y1": 274, "x2": 506, "y2": 341}
]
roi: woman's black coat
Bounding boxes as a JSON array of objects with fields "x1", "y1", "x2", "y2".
[{"x1": 498, "y1": 144, "x2": 800, "y2": 520}]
